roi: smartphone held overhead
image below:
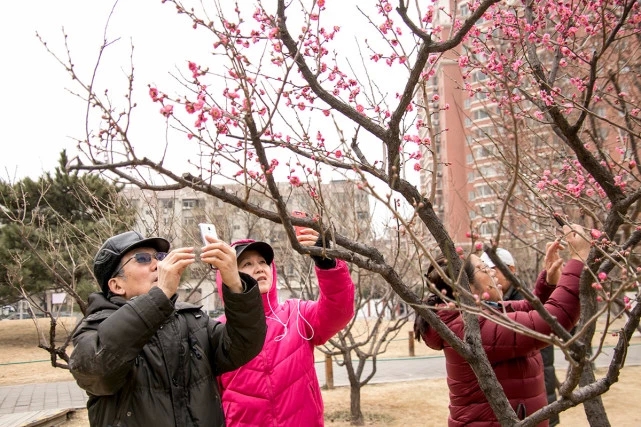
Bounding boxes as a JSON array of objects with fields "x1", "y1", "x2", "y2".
[
  {"x1": 199, "y1": 223, "x2": 218, "y2": 245},
  {"x1": 292, "y1": 210, "x2": 309, "y2": 236}
]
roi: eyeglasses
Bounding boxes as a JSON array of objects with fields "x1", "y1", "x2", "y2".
[{"x1": 111, "y1": 252, "x2": 168, "y2": 278}]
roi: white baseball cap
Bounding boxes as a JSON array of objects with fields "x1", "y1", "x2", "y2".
[{"x1": 480, "y1": 248, "x2": 515, "y2": 268}]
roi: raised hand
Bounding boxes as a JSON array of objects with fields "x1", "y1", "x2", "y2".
[
  {"x1": 157, "y1": 247, "x2": 196, "y2": 298},
  {"x1": 200, "y1": 235, "x2": 243, "y2": 293},
  {"x1": 563, "y1": 223, "x2": 591, "y2": 262},
  {"x1": 544, "y1": 240, "x2": 564, "y2": 285},
  {"x1": 296, "y1": 228, "x2": 320, "y2": 247}
]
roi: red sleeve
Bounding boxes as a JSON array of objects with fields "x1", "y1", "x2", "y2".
[
  {"x1": 481, "y1": 260, "x2": 583, "y2": 363},
  {"x1": 504, "y1": 270, "x2": 554, "y2": 312}
]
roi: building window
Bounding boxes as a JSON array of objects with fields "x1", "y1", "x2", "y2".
[
  {"x1": 183, "y1": 217, "x2": 197, "y2": 226},
  {"x1": 473, "y1": 109, "x2": 490, "y2": 120},
  {"x1": 480, "y1": 166, "x2": 497, "y2": 177},
  {"x1": 476, "y1": 185, "x2": 493, "y2": 198},
  {"x1": 475, "y1": 146, "x2": 493, "y2": 158},
  {"x1": 161, "y1": 199, "x2": 173, "y2": 209},
  {"x1": 183, "y1": 199, "x2": 200, "y2": 209},
  {"x1": 480, "y1": 222, "x2": 498, "y2": 236},
  {"x1": 271, "y1": 231, "x2": 285, "y2": 242},
  {"x1": 475, "y1": 71, "x2": 488, "y2": 82},
  {"x1": 479, "y1": 204, "x2": 495, "y2": 216}
]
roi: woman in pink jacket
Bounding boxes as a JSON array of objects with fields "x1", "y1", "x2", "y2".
[
  {"x1": 414, "y1": 224, "x2": 591, "y2": 426},
  {"x1": 215, "y1": 228, "x2": 355, "y2": 426}
]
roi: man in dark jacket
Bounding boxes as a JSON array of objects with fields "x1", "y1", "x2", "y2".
[
  {"x1": 70, "y1": 230, "x2": 266, "y2": 427},
  {"x1": 481, "y1": 248, "x2": 560, "y2": 426}
]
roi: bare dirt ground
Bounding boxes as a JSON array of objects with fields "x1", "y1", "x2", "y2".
[{"x1": 2, "y1": 318, "x2": 640, "y2": 426}]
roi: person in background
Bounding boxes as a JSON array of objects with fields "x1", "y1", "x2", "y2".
[
  {"x1": 215, "y1": 227, "x2": 355, "y2": 426},
  {"x1": 69, "y1": 230, "x2": 266, "y2": 427},
  {"x1": 480, "y1": 248, "x2": 519, "y2": 300},
  {"x1": 414, "y1": 224, "x2": 591, "y2": 426},
  {"x1": 480, "y1": 248, "x2": 560, "y2": 426}
]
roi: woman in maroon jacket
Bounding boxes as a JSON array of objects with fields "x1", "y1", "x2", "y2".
[{"x1": 414, "y1": 224, "x2": 591, "y2": 426}]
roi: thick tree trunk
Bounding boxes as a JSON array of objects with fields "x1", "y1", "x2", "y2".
[
  {"x1": 581, "y1": 364, "x2": 610, "y2": 427},
  {"x1": 349, "y1": 384, "x2": 364, "y2": 425}
]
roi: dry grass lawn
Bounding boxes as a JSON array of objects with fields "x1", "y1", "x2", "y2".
[{"x1": 1, "y1": 318, "x2": 640, "y2": 426}]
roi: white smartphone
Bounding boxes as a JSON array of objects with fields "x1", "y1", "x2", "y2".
[{"x1": 198, "y1": 223, "x2": 218, "y2": 245}]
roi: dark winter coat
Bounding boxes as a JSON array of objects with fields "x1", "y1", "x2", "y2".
[
  {"x1": 540, "y1": 345, "x2": 560, "y2": 426},
  {"x1": 503, "y1": 275, "x2": 560, "y2": 426},
  {"x1": 417, "y1": 260, "x2": 584, "y2": 427},
  {"x1": 69, "y1": 276, "x2": 266, "y2": 427}
]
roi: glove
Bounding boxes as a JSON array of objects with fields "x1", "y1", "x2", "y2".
[{"x1": 311, "y1": 234, "x2": 336, "y2": 269}]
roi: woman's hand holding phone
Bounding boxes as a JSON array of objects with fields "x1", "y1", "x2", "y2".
[{"x1": 292, "y1": 210, "x2": 309, "y2": 236}]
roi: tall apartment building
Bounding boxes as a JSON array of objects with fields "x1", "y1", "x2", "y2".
[
  {"x1": 416, "y1": 1, "x2": 506, "y2": 247},
  {"x1": 415, "y1": 0, "x2": 640, "y2": 285},
  {"x1": 416, "y1": 1, "x2": 566, "y2": 249},
  {"x1": 121, "y1": 180, "x2": 370, "y2": 313}
]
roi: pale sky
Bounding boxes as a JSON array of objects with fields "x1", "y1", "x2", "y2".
[
  {"x1": 0, "y1": 1, "x2": 216, "y2": 181},
  {"x1": 0, "y1": 1, "x2": 416, "y2": 187}
]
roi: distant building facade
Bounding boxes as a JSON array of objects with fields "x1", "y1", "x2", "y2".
[{"x1": 121, "y1": 180, "x2": 370, "y2": 313}]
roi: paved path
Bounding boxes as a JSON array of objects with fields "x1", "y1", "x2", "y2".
[
  {"x1": 316, "y1": 343, "x2": 641, "y2": 387},
  {"x1": 1, "y1": 344, "x2": 639, "y2": 426}
]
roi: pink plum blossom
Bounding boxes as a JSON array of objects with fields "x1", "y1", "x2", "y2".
[
  {"x1": 160, "y1": 105, "x2": 173, "y2": 117},
  {"x1": 289, "y1": 176, "x2": 302, "y2": 186}
]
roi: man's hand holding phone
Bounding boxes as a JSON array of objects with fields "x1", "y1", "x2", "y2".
[
  {"x1": 198, "y1": 223, "x2": 218, "y2": 271},
  {"x1": 199, "y1": 223, "x2": 218, "y2": 245},
  {"x1": 198, "y1": 223, "x2": 243, "y2": 292}
]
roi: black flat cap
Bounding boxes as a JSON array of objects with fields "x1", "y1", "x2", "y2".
[{"x1": 93, "y1": 231, "x2": 170, "y2": 294}]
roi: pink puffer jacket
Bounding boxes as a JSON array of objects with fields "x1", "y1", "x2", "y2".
[
  {"x1": 215, "y1": 240, "x2": 355, "y2": 427},
  {"x1": 419, "y1": 259, "x2": 584, "y2": 427}
]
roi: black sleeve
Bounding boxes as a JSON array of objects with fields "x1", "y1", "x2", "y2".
[
  {"x1": 69, "y1": 288, "x2": 174, "y2": 396},
  {"x1": 209, "y1": 273, "x2": 266, "y2": 374}
]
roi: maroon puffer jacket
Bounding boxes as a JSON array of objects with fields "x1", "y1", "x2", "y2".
[{"x1": 419, "y1": 259, "x2": 584, "y2": 426}]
